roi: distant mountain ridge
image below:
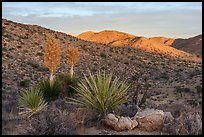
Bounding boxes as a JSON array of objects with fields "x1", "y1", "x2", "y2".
[
  {"x1": 77, "y1": 30, "x2": 201, "y2": 61},
  {"x1": 171, "y1": 34, "x2": 202, "y2": 56}
]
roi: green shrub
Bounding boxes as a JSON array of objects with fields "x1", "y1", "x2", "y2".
[
  {"x1": 37, "y1": 52, "x2": 44, "y2": 56},
  {"x1": 17, "y1": 45, "x2": 22, "y2": 48},
  {"x1": 124, "y1": 61, "x2": 129, "y2": 65},
  {"x1": 100, "y1": 53, "x2": 107, "y2": 58},
  {"x1": 161, "y1": 72, "x2": 169, "y2": 80},
  {"x1": 175, "y1": 86, "x2": 191, "y2": 97},
  {"x1": 68, "y1": 71, "x2": 129, "y2": 118},
  {"x1": 37, "y1": 66, "x2": 49, "y2": 72},
  {"x1": 195, "y1": 85, "x2": 202, "y2": 97},
  {"x1": 27, "y1": 61, "x2": 40, "y2": 68},
  {"x1": 2, "y1": 28, "x2": 6, "y2": 36},
  {"x1": 19, "y1": 79, "x2": 31, "y2": 87},
  {"x1": 19, "y1": 88, "x2": 47, "y2": 117},
  {"x1": 58, "y1": 73, "x2": 80, "y2": 97},
  {"x1": 38, "y1": 78, "x2": 61, "y2": 102},
  {"x1": 2, "y1": 47, "x2": 7, "y2": 52},
  {"x1": 131, "y1": 75, "x2": 138, "y2": 81},
  {"x1": 4, "y1": 33, "x2": 12, "y2": 39}
]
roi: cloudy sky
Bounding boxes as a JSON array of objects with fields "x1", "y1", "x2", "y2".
[{"x1": 2, "y1": 2, "x2": 202, "y2": 38}]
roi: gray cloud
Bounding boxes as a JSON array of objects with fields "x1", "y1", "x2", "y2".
[{"x1": 2, "y1": 2, "x2": 202, "y2": 38}]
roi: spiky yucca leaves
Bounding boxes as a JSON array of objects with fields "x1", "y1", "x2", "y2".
[
  {"x1": 66, "y1": 46, "x2": 79, "y2": 79},
  {"x1": 68, "y1": 71, "x2": 129, "y2": 118},
  {"x1": 19, "y1": 88, "x2": 47, "y2": 117},
  {"x1": 58, "y1": 73, "x2": 80, "y2": 97},
  {"x1": 44, "y1": 36, "x2": 61, "y2": 87},
  {"x1": 39, "y1": 78, "x2": 61, "y2": 102}
]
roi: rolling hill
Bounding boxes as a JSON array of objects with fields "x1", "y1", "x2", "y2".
[{"x1": 77, "y1": 30, "x2": 201, "y2": 62}]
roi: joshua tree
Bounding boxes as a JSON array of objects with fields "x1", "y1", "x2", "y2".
[
  {"x1": 66, "y1": 46, "x2": 79, "y2": 78},
  {"x1": 44, "y1": 36, "x2": 61, "y2": 87}
]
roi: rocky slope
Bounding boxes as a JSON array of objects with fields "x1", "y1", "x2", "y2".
[
  {"x1": 2, "y1": 18, "x2": 202, "y2": 135},
  {"x1": 77, "y1": 30, "x2": 201, "y2": 62},
  {"x1": 171, "y1": 34, "x2": 202, "y2": 56}
]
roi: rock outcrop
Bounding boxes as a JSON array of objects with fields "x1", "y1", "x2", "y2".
[
  {"x1": 134, "y1": 108, "x2": 174, "y2": 132},
  {"x1": 103, "y1": 113, "x2": 138, "y2": 131}
]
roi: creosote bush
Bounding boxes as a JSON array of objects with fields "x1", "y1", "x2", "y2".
[{"x1": 68, "y1": 71, "x2": 130, "y2": 118}]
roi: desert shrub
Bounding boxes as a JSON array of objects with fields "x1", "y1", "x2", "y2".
[
  {"x1": 4, "y1": 33, "x2": 12, "y2": 39},
  {"x1": 38, "y1": 78, "x2": 61, "y2": 102},
  {"x1": 162, "y1": 110, "x2": 202, "y2": 135},
  {"x1": 195, "y1": 85, "x2": 202, "y2": 93},
  {"x1": 109, "y1": 47, "x2": 114, "y2": 52},
  {"x1": 195, "y1": 85, "x2": 202, "y2": 97},
  {"x1": 175, "y1": 86, "x2": 191, "y2": 97},
  {"x1": 27, "y1": 61, "x2": 40, "y2": 69},
  {"x1": 19, "y1": 88, "x2": 47, "y2": 117},
  {"x1": 124, "y1": 61, "x2": 129, "y2": 65},
  {"x1": 131, "y1": 75, "x2": 139, "y2": 81},
  {"x1": 144, "y1": 77, "x2": 148, "y2": 81},
  {"x1": 17, "y1": 45, "x2": 22, "y2": 48},
  {"x1": 161, "y1": 72, "x2": 169, "y2": 80},
  {"x1": 26, "y1": 101, "x2": 81, "y2": 135},
  {"x1": 19, "y1": 79, "x2": 31, "y2": 87},
  {"x1": 37, "y1": 52, "x2": 43, "y2": 56},
  {"x1": 68, "y1": 71, "x2": 129, "y2": 118},
  {"x1": 37, "y1": 66, "x2": 49, "y2": 72},
  {"x1": 100, "y1": 53, "x2": 107, "y2": 58},
  {"x1": 2, "y1": 47, "x2": 7, "y2": 52},
  {"x1": 58, "y1": 73, "x2": 80, "y2": 97},
  {"x1": 196, "y1": 54, "x2": 201, "y2": 58},
  {"x1": 2, "y1": 28, "x2": 6, "y2": 35}
]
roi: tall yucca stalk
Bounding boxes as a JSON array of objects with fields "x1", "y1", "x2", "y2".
[
  {"x1": 68, "y1": 71, "x2": 129, "y2": 118},
  {"x1": 44, "y1": 36, "x2": 61, "y2": 87},
  {"x1": 66, "y1": 46, "x2": 79, "y2": 79}
]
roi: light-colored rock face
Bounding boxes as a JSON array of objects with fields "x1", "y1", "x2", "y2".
[
  {"x1": 134, "y1": 108, "x2": 174, "y2": 132},
  {"x1": 103, "y1": 113, "x2": 138, "y2": 131}
]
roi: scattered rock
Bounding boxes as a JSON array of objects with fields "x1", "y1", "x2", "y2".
[
  {"x1": 103, "y1": 113, "x2": 138, "y2": 131},
  {"x1": 134, "y1": 108, "x2": 174, "y2": 132}
]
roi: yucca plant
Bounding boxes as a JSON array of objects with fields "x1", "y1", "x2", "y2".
[
  {"x1": 68, "y1": 71, "x2": 130, "y2": 118},
  {"x1": 19, "y1": 88, "x2": 47, "y2": 118},
  {"x1": 39, "y1": 78, "x2": 61, "y2": 102},
  {"x1": 66, "y1": 46, "x2": 79, "y2": 79},
  {"x1": 44, "y1": 36, "x2": 61, "y2": 87},
  {"x1": 58, "y1": 73, "x2": 80, "y2": 97}
]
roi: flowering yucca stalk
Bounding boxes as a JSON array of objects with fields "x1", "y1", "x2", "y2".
[
  {"x1": 66, "y1": 46, "x2": 79, "y2": 78},
  {"x1": 44, "y1": 36, "x2": 61, "y2": 87}
]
